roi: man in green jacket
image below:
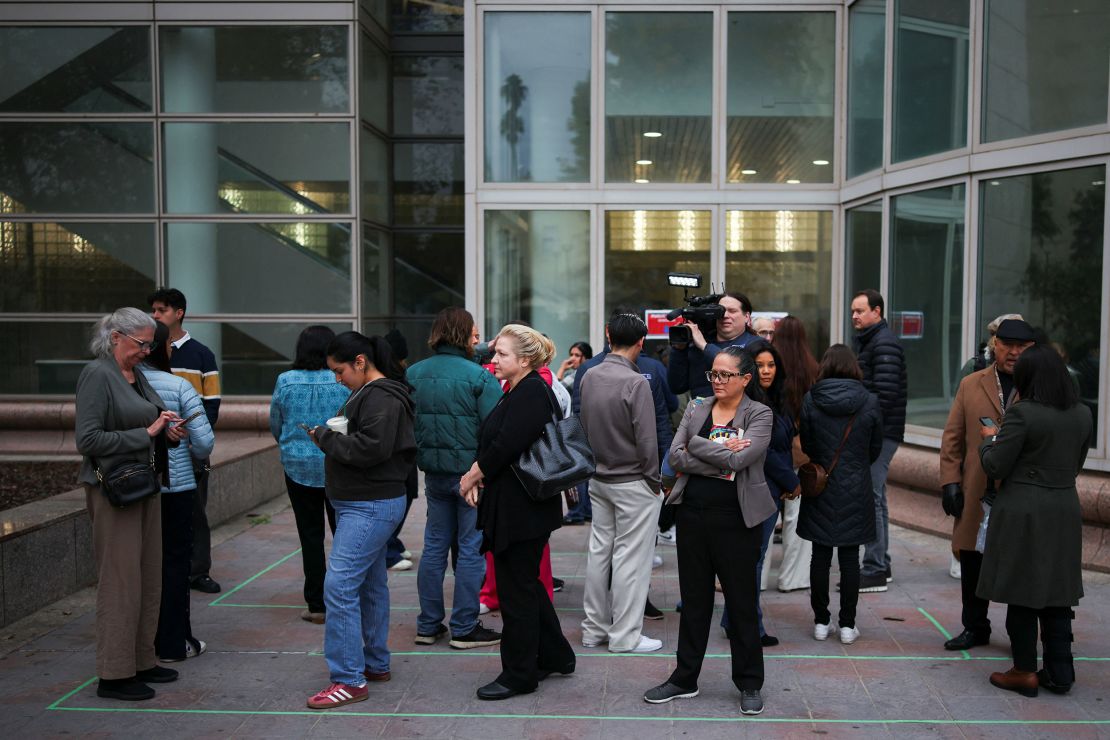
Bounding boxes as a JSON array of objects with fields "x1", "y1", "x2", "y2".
[{"x1": 407, "y1": 307, "x2": 504, "y2": 649}]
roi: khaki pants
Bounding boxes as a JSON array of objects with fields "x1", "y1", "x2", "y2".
[{"x1": 85, "y1": 485, "x2": 162, "y2": 680}]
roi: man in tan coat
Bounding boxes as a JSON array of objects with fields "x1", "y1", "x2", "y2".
[{"x1": 938, "y1": 318, "x2": 1035, "y2": 650}]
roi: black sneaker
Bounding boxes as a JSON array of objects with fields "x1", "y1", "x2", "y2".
[
  {"x1": 643, "y1": 682, "x2": 699, "y2": 704},
  {"x1": 644, "y1": 600, "x2": 664, "y2": 621},
  {"x1": 190, "y1": 575, "x2": 221, "y2": 594},
  {"x1": 135, "y1": 666, "x2": 178, "y2": 683},
  {"x1": 97, "y1": 678, "x2": 155, "y2": 701},
  {"x1": 858, "y1": 573, "x2": 888, "y2": 593},
  {"x1": 414, "y1": 623, "x2": 448, "y2": 645},
  {"x1": 740, "y1": 689, "x2": 764, "y2": 715},
  {"x1": 884, "y1": 567, "x2": 893, "y2": 583},
  {"x1": 552, "y1": 577, "x2": 564, "y2": 593},
  {"x1": 449, "y1": 621, "x2": 502, "y2": 649}
]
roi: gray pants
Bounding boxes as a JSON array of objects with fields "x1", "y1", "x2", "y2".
[
  {"x1": 190, "y1": 460, "x2": 212, "y2": 580},
  {"x1": 861, "y1": 438, "x2": 898, "y2": 578}
]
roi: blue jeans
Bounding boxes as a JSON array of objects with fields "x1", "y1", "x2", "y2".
[
  {"x1": 323, "y1": 495, "x2": 406, "y2": 686},
  {"x1": 564, "y1": 481, "x2": 592, "y2": 522},
  {"x1": 861, "y1": 438, "x2": 899, "y2": 578},
  {"x1": 417, "y1": 474, "x2": 485, "y2": 638}
]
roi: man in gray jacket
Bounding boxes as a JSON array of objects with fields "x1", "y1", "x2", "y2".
[{"x1": 579, "y1": 313, "x2": 662, "y2": 653}]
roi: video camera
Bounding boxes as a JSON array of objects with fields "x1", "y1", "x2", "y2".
[{"x1": 665, "y1": 272, "x2": 723, "y2": 347}]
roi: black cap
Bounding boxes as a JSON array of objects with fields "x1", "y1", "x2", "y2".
[{"x1": 994, "y1": 319, "x2": 1035, "y2": 342}]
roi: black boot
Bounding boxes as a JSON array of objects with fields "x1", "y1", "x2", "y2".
[{"x1": 1038, "y1": 607, "x2": 1075, "y2": 694}]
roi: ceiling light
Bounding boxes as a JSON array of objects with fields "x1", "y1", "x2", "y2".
[
  {"x1": 634, "y1": 178, "x2": 650, "y2": 184},
  {"x1": 812, "y1": 159, "x2": 829, "y2": 166},
  {"x1": 741, "y1": 169, "x2": 757, "y2": 175},
  {"x1": 786, "y1": 179, "x2": 801, "y2": 184},
  {"x1": 1093, "y1": 180, "x2": 1105, "y2": 186},
  {"x1": 989, "y1": 180, "x2": 1000, "y2": 186},
  {"x1": 643, "y1": 132, "x2": 662, "y2": 138},
  {"x1": 636, "y1": 159, "x2": 653, "y2": 166}
]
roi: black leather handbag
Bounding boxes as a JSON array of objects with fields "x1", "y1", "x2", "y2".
[
  {"x1": 512, "y1": 386, "x2": 596, "y2": 502},
  {"x1": 96, "y1": 456, "x2": 160, "y2": 508}
]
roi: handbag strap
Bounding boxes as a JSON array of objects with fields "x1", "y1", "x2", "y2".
[{"x1": 825, "y1": 414, "x2": 857, "y2": 475}]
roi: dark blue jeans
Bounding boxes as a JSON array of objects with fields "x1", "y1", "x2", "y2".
[{"x1": 564, "y1": 481, "x2": 592, "y2": 521}]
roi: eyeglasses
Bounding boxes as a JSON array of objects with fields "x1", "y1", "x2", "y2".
[
  {"x1": 119, "y1": 333, "x2": 159, "y2": 352},
  {"x1": 705, "y1": 370, "x2": 743, "y2": 383}
]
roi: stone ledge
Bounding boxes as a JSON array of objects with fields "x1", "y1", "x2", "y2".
[{"x1": 0, "y1": 400, "x2": 271, "y2": 431}]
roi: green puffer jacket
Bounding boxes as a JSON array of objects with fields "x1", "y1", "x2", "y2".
[{"x1": 407, "y1": 346, "x2": 503, "y2": 475}]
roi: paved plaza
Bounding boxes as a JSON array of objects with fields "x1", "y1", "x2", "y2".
[{"x1": 3, "y1": 492, "x2": 1110, "y2": 739}]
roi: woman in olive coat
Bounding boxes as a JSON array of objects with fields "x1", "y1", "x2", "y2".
[{"x1": 976, "y1": 345, "x2": 1093, "y2": 698}]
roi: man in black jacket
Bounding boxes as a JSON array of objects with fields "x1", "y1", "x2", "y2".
[{"x1": 850, "y1": 289, "x2": 907, "y2": 593}]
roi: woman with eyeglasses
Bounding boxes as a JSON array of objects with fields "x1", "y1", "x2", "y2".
[
  {"x1": 75, "y1": 308, "x2": 187, "y2": 701},
  {"x1": 643, "y1": 346, "x2": 777, "y2": 716}
]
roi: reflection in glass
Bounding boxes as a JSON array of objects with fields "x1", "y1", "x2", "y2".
[
  {"x1": 361, "y1": 128, "x2": 389, "y2": 225},
  {"x1": 165, "y1": 222, "x2": 352, "y2": 315},
  {"x1": 0, "y1": 123, "x2": 154, "y2": 214},
  {"x1": 0, "y1": 222, "x2": 156, "y2": 313},
  {"x1": 847, "y1": 0, "x2": 886, "y2": 178},
  {"x1": 724, "y1": 211, "x2": 831, "y2": 356},
  {"x1": 484, "y1": 13, "x2": 590, "y2": 183},
  {"x1": 605, "y1": 210, "x2": 711, "y2": 322},
  {"x1": 392, "y1": 0, "x2": 463, "y2": 33},
  {"x1": 364, "y1": 317, "x2": 436, "y2": 364},
  {"x1": 890, "y1": 184, "x2": 965, "y2": 428},
  {"x1": 845, "y1": 201, "x2": 883, "y2": 335},
  {"x1": 486, "y1": 210, "x2": 590, "y2": 360},
  {"x1": 727, "y1": 13, "x2": 835, "y2": 185},
  {"x1": 362, "y1": 226, "x2": 391, "y2": 317},
  {"x1": 605, "y1": 13, "x2": 712, "y2": 184},
  {"x1": 983, "y1": 0, "x2": 1110, "y2": 143},
  {"x1": 394, "y1": 142, "x2": 463, "y2": 226},
  {"x1": 0, "y1": 321, "x2": 95, "y2": 394},
  {"x1": 893, "y1": 0, "x2": 969, "y2": 162},
  {"x1": 395, "y1": 56, "x2": 463, "y2": 136},
  {"x1": 163, "y1": 122, "x2": 350, "y2": 215},
  {"x1": 160, "y1": 26, "x2": 348, "y2": 114},
  {"x1": 361, "y1": 33, "x2": 388, "y2": 131},
  {"x1": 0, "y1": 27, "x2": 152, "y2": 113},
  {"x1": 393, "y1": 233, "x2": 464, "y2": 315},
  {"x1": 979, "y1": 166, "x2": 1104, "y2": 440}
]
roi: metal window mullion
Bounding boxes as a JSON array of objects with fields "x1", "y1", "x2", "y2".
[
  {"x1": 1099, "y1": 155, "x2": 1110, "y2": 460},
  {"x1": 351, "y1": 20, "x2": 362, "y2": 328},
  {"x1": 882, "y1": 0, "x2": 896, "y2": 172},
  {"x1": 964, "y1": 172, "x2": 981, "y2": 366}
]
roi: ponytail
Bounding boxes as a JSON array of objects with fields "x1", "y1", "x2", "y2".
[{"x1": 327, "y1": 331, "x2": 406, "y2": 383}]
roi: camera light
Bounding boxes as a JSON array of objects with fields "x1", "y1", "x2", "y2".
[{"x1": 667, "y1": 272, "x2": 701, "y2": 288}]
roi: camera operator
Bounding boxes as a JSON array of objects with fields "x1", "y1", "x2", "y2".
[{"x1": 667, "y1": 292, "x2": 759, "y2": 399}]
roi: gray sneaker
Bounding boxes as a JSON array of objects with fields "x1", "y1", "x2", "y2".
[
  {"x1": 449, "y1": 621, "x2": 502, "y2": 649},
  {"x1": 740, "y1": 689, "x2": 764, "y2": 715},
  {"x1": 644, "y1": 682, "x2": 699, "y2": 704}
]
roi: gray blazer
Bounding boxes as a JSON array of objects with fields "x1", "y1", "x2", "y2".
[
  {"x1": 75, "y1": 356, "x2": 165, "y2": 486},
  {"x1": 664, "y1": 394, "x2": 777, "y2": 528}
]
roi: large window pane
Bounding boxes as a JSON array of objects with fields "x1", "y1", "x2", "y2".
[
  {"x1": 395, "y1": 56, "x2": 463, "y2": 136},
  {"x1": 394, "y1": 142, "x2": 463, "y2": 226},
  {"x1": 0, "y1": 222, "x2": 155, "y2": 313},
  {"x1": 845, "y1": 201, "x2": 883, "y2": 336},
  {"x1": 0, "y1": 27, "x2": 151, "y2": 113},
  {"x1": 0, "y1": 123, "x2": 154, "y2": 214},
  {"x1": 394, "y1": 232, "x2": 464, "y2": 314},
  {"x1": 893, "y1": 0, "x2": 969, "y2": 163},
  {"x1": 361, "y1": 128, "x2": 389, "y2": 225},
  {"x1": 979, "y1": 166, "x2": 1104, "y2": 441},
  {"x1": 725, "y1": 211, "x2": 831, "y2": 356},
  {"x1": 606, "y1": 13, "x2": 712, "y2": 184},
  {"x1": 0, "y1": 321, "x2": 95, "y2": 394},
  {"x1": 363, "y1": 317, "x2": 436, "y2": 364},
  {"x1": 890, "y1": 184, "x2": 965, "y2": 428},
  {"x1": 160, "y1": 26, "x2": 348, "y2": 114},
  {"x1": 983, "y1": 1, "x2": 1110, "y2": 143},
  {"x1": 163, "y1": 122, "x2": 351, "y2": 215},
  {"x1": 484, "y1": 13, "x2": 590, "y2": 183},
  {"x1": 165, "y1": 222, "x2": 352, "y2": 314},
  {"x1": 727, "y1": 13, "x2": 835, "y2": 185},
  {"x1": 392, "y1": 0, "x2": 463, "y2": 33},
  {"x1": 486, "y1": 210, "x2": 590, "y2": 360},
  {"x1": 360, "y1": 33, "x2": 388, "y2": 131},
  {"x1": 847, "y1": 1, "x2": 886, "y2": 178}
]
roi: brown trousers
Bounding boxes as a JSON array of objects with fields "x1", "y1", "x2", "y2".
[{"x1": 85, "y1": 485, "x2": 163, "y2": 679}]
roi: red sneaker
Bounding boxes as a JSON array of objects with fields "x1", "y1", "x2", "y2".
[{"x1": 307, "y1": 682, "x2": 368, "y2": 709}]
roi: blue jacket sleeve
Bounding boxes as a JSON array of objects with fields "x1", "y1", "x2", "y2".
[
  {"x1": 180, "y1": 385, "x2": 215, "y2": 460},
  {"x1": 763, "y1": 416, "x2": 799, "y2": 494},
  {"x1": 650, "y1": 373, "x2": 674, "y2": 462}
]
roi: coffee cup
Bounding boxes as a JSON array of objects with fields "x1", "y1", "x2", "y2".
[{"x1": 325, "y1": 416, "x2": 349, "y2": 435}]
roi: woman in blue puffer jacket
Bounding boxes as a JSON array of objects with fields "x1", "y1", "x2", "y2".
[{"x1": 144, "y1": 322, "x2": 215, "y2": 662}]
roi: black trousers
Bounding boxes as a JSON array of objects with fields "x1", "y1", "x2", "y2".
[
  {"x1": 492, "y1": 535, "x2": 575, "y2": 692},
  {"x1": 285, "y1": 475, "x2": 337, "y2": 613},
  {"x1": 670, "y1": 504, "x2": 763, "y2": 692},
  {"x1": 958, "y1": 549, "x2": 991, "y2": 635},
  {"x1": 1006, "y1": 604, "x2": 1076, "y2": 685},
  {"x1": 190, "y1": 460, "x2": 212, "y2": 580},
  {"x1": 156, "y1": 490, "x2": 196, "y2": 659},
  {"x1": 810, "y1": 544, "x2": 860, "y2": 628}
]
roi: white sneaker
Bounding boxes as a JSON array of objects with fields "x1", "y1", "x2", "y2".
[
  {"x1": 652, "y1": 555, "x2": 663, "y2": 569},
  {"x1": 949, "y1": 553, "x2": 962, "y2": 580},
  {"x1": 814, "y1": 622, "x2": 831, "y2": 641},
  {"x1": 839, "y1": 626, "x2": 860, "y2": 645},
  {"x1": 389, "y1": 559, "x2": 414, "y2": 571},
  {"x1": 630, "y1": 635, "x2": 664, "y2": 653},
  {"x1": 582, "y1": 634, "x2": 608, "y2": 648},
  {"x1": 401, "y1": 549, "x2": 412, "y2": 560},
  {"x1": 479, "y1": 603, "x2": 490, "y2": 615},
  {"x1": 656, "y1": 528, "x2": 677, "y2": 546}
]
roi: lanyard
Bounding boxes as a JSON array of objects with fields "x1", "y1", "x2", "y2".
[
  {"x1": 993, "y1": 367, "x2": 1007, "y2": 415},
  {"x1": 339, "y1": 380, "x2": 372, "y2": 417}
]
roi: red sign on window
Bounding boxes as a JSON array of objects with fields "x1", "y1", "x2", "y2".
[
  {"x1": 895, "y1": 311, "x2": 925, "y2": 339},
  {"x1": 645, "y1": 310, "x2": 682, "y2": 340}
]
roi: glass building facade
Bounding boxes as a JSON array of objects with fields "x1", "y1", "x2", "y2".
[{"x1": 1, "y1": 1, "x2": 1108, "y2": 469}]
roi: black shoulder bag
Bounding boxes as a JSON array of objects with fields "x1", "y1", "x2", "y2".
[
  {"x1": 512, "y1": 380, "x2": 596, "y2": 502},
  {"x1": 95, "y1": 455, "x2": 161, "y2": 508}
]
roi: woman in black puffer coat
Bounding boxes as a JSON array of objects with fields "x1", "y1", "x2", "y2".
[{"x1": 798, "y1": 345, "x2": 884, "y2": 645}]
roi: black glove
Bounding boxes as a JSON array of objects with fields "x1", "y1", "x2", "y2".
[{"x1": 941, "y1": 483, "x2": 964, "y2": 517}]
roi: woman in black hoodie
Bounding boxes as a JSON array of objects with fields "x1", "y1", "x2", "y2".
[
  {"x1": 305, "y1": 332, "x2": 417, "y2": 710},
  {"x1": 798, "y1": 344, "x2": 883, "y2": 646}
]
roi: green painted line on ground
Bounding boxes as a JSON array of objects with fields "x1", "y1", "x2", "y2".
[
  {"x1": 917, "y1": 606, "x2": 970, "y2": 659},
  {"x1": 208, "y1": 549, "x2": 303, "y2": 606},
  {"x1": 46, "y1": 676, "x2": 98, "y2": 710}
]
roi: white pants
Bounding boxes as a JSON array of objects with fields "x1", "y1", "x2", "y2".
[
  {"x1": 580, "y1": 479, "x2": 659, "y2": 651},
  {"x1": 776, "y1": 496, "x2": 811, "y2": 591}
]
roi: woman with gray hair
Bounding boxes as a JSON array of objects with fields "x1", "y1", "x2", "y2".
[{"x1": 76, "y1": 307, "x2": 186, "y2": 701}]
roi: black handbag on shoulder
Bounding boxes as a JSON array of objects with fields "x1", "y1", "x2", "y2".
[
  {"x1": 95, "y1": 456, "x2": 160, "y2": 508},
  {"x1": 512, "y1": 383, "x2": 596, "y2": 502}
]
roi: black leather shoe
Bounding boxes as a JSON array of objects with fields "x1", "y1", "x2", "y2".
[
  {"x1": 190, "y1": 575, "x2": 221, "y2": 594},
  {"x1": 135, "y1": 665, "x2": 179, "y2": 683},
  {"x1": 944, "y1": 630, "x2": 990, "y2": 651},
  {"x1": 538, "y1": 662, "x2": 575, "y2": 681},
  {"x1": 477, "y1": 680, "x2": 530, "y2": 700},
  {"x1": 1037, "y1": 669, "x2": 1072, "y2": 695}
]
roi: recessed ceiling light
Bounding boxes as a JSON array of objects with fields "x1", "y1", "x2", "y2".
[
  {"x1": 786, "y1": 179, "x2": 801, "y2": 184},
  {"x1": 636, "y1": 159, "x2": 653, "y2": 166},
  {"x1": 741, "y1": 169, "x2": 757, "y2": 175},
  {"x1": 1093, "y1": 180, "x2": 1105, "y2": 186},
  {"x1": 643, "y1": 132, "x2": 662, "y2": 138},
  {"x1": 989, "y1": 180, "x2": 1001, "y2": 186},
  {"x1": 812, "y1": 159, "x2": 830, "y2": 166},
  {"x1": 634, "y1": 178, "x2": 650, "y2": 184}
]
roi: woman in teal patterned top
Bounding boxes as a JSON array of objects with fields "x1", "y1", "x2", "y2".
[{"x1": 270, "y1": 326, "x2": 351, "y2": 624}]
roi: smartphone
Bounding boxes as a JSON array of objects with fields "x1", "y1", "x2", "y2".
[
  {"x1": 979, "y1": 416, "x2": 998, "y2": 428},
  {"x1": 173, "y1": 409, "x2": 205, "y2": 427},
  {"x1": 297, "y1": 422, "x2": 313, "y2": 432}
]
